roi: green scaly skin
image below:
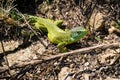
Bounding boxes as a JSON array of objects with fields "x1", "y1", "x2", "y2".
[{"x1": 28, "y1": 15, "x2": 88, "y2": 52}]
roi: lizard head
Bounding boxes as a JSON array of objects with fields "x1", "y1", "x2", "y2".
[{"x1": 70, "y1": 27, "x2": 87, "y2": 42}]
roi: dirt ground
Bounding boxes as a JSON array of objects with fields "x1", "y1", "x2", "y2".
[{"x1": 0, "y1": 0, "x2": 120, "y2": 80}]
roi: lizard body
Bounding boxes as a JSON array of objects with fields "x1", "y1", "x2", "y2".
[{"x1": 28, "y1": 15, "x2": 88, "y2": 51}]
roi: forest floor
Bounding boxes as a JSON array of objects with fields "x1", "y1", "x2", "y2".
[{"x1": 0, "y1": 0, "x2": 120, "y2": 80}]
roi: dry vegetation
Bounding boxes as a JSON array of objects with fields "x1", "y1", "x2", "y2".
[{"x1": 0, "y1": 0, "x2": 120, "y2": 80}]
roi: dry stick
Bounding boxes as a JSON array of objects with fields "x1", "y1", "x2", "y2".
[
  {"x1": 84, "y1": 1, "x2": 96, "y2": 27},
  {"x1": 16, "y1": 9, "x2": 47, "y2": 49},
  {"x1": 0, "y1": 43, "x2": 119, "y2": 74},
  {"x1": 0, "y1": 41, "x2": 12, "y2": 77}
]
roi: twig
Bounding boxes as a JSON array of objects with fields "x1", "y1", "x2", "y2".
[
  {"x1": 15, "y1": 9, "x2": 48, "y2": 49},
  {"x1": 0, "y1": 42, "x2": 119, "y2": 74},
  {"x1": 84, "y1": 0, "x2": 96, "y2": 27},
  {"x1": 0, "y1": 41, "x2": 12, "y2": 77}
]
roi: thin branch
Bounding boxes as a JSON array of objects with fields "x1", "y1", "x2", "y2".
[
  {"x1": 0, "y1": 41, "x2": 12, "y2": 77},
  {"x1": 0, "y1": 42, "x2": 119, "y2": 74},
  {"x1": 15, "y1": 9, "x2": 48, "y2": 49},
  {"x1": 84, "y1": 1, "x2": 97, "y2": 27}
]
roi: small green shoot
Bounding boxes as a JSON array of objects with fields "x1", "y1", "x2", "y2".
[
  {"x1": 95, "y1": 36, "x2": 101, "y2": 42},
  {"x1": 113, "y1": 21, "x2": 120, "y2": 29},
  {"x1": 46, "y1": 0, "x2": 52, "y2": 4}
]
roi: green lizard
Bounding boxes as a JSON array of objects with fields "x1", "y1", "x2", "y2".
[
  {"x1": 28, "y1": 15, "x2": 87, "y2": 52},
  {"x1": 10, "y1": 12, "x2": 87, "y2": 52}
]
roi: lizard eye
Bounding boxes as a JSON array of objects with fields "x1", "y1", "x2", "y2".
[
  {"x1": 70, "y1": 31, "x2": 80, "y2": 38},
  {"x1": 76, "y1": 31, "x2": 82, "y2": 34}
]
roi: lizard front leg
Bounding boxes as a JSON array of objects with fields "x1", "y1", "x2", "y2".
[{"x1": 57, "y1": 42, "x2": 68, "y2": 52}]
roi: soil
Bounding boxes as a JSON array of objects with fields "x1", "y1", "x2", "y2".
[{"x1": 0, "y1": 0, "x2": 120, "y2": 80}]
